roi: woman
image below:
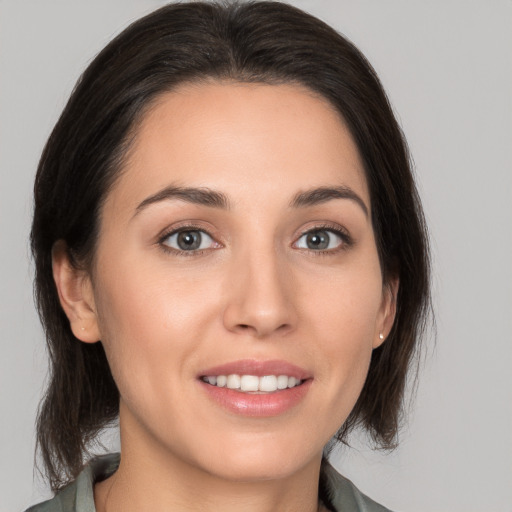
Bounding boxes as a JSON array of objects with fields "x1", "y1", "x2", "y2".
[{"x1": 28, "y1": 1, "x2": 430, "y2": 511}]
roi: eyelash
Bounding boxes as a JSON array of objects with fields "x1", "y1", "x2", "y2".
[
  {"x1": 294, "y1": 223, "x2": 353, "y2": 256},
  {"x1": 157, "y1": 223, "x2": 218, "y2": 257},
  {"x1": 157, "y1": 223, "x2": 353, "y2": 256}
]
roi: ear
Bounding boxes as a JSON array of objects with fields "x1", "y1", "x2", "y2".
[
  {"x1": 52, "y1": 240, "x2": 101, "y2": 343},
  {"x1": 373, "y1": 277, "x2": 399, "y2": 349}
]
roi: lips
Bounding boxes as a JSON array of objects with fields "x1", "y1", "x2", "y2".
[
  {"x1": 198, "y1": 359, "x2": 312, "y2": 417},
  {"x1": 199, "y1": 359, "x2": 310, "y2": 380}
]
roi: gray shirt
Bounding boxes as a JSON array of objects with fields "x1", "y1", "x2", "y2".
[{"x1": 26, "y1": 453, "x2": 392, "y2": 512}]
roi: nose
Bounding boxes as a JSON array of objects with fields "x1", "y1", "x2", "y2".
[{"x1": 223, "y1": 246, "x2": 298, "y2": 339}]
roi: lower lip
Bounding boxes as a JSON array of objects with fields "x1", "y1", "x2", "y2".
[{"x1": 199, "y1": 379, "x2": 312, "y2": 417}]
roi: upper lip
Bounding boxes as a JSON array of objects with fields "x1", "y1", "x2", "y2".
[{"x1": 199, "y1": 359, "x2": 311, "y2": 380}]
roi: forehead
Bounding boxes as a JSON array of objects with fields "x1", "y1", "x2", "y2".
[{"x1": 106, "y1": 81, "x2": 369, "y2": 214}]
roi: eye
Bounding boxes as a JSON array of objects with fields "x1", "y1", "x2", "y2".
[
  {"x1": 162, "y1": 229, "x2": 216, "y2": 252},
  {"x1": 295, "y1": 228, "x2": 347, "y2": 251}
]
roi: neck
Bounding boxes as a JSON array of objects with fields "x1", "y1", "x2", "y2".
[{"x1": 95, "y1": 406, "x2": 325, "y2": 512}]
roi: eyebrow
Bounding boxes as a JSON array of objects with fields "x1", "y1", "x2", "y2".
[
  {"x1": 290, "y1": 186, "x2": 368, "y2": 217},
  {"x1": 134, "y1": 184, "x2": 368, "y2": 217},
  {"x1": 134, "y1": 185, "x2": 230, "y2": 215}
]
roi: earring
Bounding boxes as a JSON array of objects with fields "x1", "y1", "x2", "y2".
[
  {"x1": 379, "y1": 333, "x2": 384, "y2": 340},
  {"x1": 81, "y1": 327, "x2": 85, "y2": 331}
]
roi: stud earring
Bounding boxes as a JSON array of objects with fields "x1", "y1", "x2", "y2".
[
  {"x1": 379, "y1": 333, "x2": 384, "y2": 340},
  {"x1": 81, "y1": 327, "x2": 85, "y2": 331}
]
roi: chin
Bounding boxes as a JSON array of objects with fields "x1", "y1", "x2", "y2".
[
  {"x1": 204, "y1": 457, "x2": 307, "y2": 483},
  {"x1": 192, "y1": 431, "x2": 323, "y2": 483}
]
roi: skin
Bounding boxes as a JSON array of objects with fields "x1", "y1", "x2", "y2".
[{"x1": 53, "y1": 81, "x2": 397, "y2": 512}]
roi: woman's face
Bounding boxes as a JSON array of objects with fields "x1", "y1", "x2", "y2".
[{"x1": 74, "y1": 82, "x2": 396, "y2": 481}]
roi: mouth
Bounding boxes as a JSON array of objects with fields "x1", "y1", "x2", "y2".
[
  {"x1": 197, "y1": 360, "x2": 312, "y2": 416},
  {"x1": 200, "y1": 374, "x2": 304, "y2": 393}
]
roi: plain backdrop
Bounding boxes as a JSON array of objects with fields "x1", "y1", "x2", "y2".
[{"x1": 1, "y1": 1, "x2": 511, "y2": 511}]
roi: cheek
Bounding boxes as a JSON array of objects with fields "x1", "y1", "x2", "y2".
[
  {"x1": 308, "y1": 267, "x2": 383, "y2": 345},
  {"x1": 302, "y1": 265, "x2": 383, "y2": 402},
  {"x1": 91, "y1": 254, "x2": 214, "y2": 396},
  {"x1": 94, "y1": 247, "x2": 210, "y2": 336}
]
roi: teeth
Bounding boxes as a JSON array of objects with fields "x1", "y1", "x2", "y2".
[
  {"x1": 259, "y1": 375, "x2": 277, "y2": 392},
  {"x1": 240, "y1": 375, "x2": 259, "y2": 391},
  {"x1": 202, "y1": 374, "x2": 302, "y2": 393},
  {"x1": 227, "y1": 374, "x2": 241, "y2": 389},
  {"x1": 277, "y1": 375, "x2": 289, "y2": 389}
]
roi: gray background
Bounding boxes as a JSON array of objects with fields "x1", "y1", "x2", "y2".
[{"x1": 1, "y1": 1, "x2": 511, "y2": 511}]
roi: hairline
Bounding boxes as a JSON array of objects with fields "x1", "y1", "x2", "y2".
[{"x1": 88, "y1": 75, "x2": 362, "y2": 275}]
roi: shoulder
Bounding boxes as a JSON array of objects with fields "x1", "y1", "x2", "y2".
[
  {"x1": 24, "y1": 482, "x2": 79, "y2": 512},
  {"x1": 25, "y1": 454, "x2": 120, "y2": 512},
  {"x1": 322, "y1": 460, "x2": 394, "y2": 512}
]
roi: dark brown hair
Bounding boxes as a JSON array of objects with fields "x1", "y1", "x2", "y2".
[{"x1": 31, "y1": 0, "x2": 431, "y2": 492}]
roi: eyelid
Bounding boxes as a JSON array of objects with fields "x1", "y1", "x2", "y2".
[
  {"x1": 293, "y1": 223, "x2": 353, "y2": 252},
  {"x1": 157, "y1": 223, "x2": 222, "y2": 255},
  {"x1": 155, "y1": 221, "x2": 352, "y2": 256}
]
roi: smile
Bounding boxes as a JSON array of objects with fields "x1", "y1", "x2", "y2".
[
  {"x1": 200, "y1": 374, "x2": 303, "y2": 393},
  {"x1": 198, "y1": 359, "x2": 312, "y2": 416}
]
